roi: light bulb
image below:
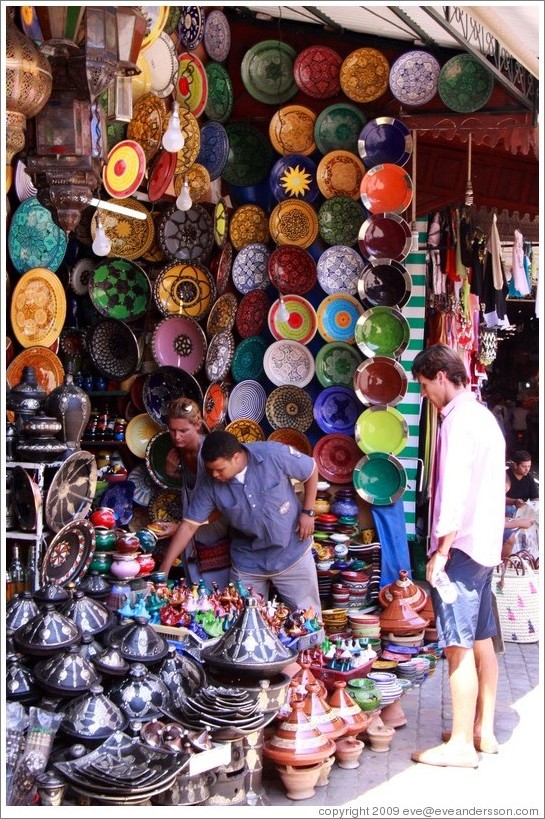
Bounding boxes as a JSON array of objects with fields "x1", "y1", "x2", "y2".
[
  {"x1": 176, "y1": 177, "x2": 193, "y2": 211},
  {"x1": 92, "y1": 216, "x2": 112, "y2": 256},
  {"x1": 277, "y1": 298, "x2": 290, "y2": 323},
  {"x1": 162, "y1": 101, "x2": 185, "y2": 153},
  {"x1": 410, "y1": 225, "x2": 419, "y2": 252}
]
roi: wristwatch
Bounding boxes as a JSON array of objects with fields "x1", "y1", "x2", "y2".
[{"x1": 301, "y1": 508, "x2": 315, "y2": 517}]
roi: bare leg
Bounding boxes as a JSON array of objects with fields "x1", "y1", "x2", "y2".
[
  {"x1": 444, "y1": 645, "x2": 479, "y2": 751},
  {"x1": 473, "y1": 637, "x2": 498, "y2": 744}
]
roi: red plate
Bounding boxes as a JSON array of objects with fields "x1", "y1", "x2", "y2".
[
  {"x1": 148, "y1": 149, "x2": 177, "y2": 202},
  {"x1": 235, "y1": 289, "x2": 270, "y2": 338},
  {"x1": 268, "y1": 245, "x2": 317, "y2": 296},
  {"x1": 293, "y1": 45, "x2": 342, "y2": 99},
  {"x1": 210, "y1": 240, "x2": 233, "y2": 296},
  {"x1": 313, "y1": 433, "x2": 363, "y2": 484},
  {"x1": 358, "y1": 213, "x2": 412, "y2": 262},
  {"x1": 203, "y1": 381, "x2": 229, "y2": 430}
]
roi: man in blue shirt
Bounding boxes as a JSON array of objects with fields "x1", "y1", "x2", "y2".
[{"x1": 159, "y1": 431, "x2": 321, "y2": 614}]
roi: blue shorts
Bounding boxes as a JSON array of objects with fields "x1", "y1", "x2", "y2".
[{"x1": 431, "y1": 548, "x2": 497, "y2": 649}]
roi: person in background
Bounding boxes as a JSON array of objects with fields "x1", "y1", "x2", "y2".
[
  {"x1": 505, "y1": 450, "x2": 539, "y2": 508},
  {"x1": 159, "y1": 430, "x2": 321, "y2": 614},
  {"x1": 410, "y1": 343, "x2": 505, "y2": 769},
  {"x1": 509, "y1": 400, "x2": 530, "y2": 452},
  {"x1": 502, "y1": 474, "x2": 534, "y2": 560}
]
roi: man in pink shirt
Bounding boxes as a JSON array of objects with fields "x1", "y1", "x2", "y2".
[{"x1": 411, "y1": 344, "x2": 505, "y2": 769}]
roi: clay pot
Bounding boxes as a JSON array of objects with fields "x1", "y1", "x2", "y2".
[
  {"x1": 263, "y1": 697, "x2": 336, "y2": 766},
  {"x1": 328, "y1": 680, "x2": 371, "y2": 736},
  {"x1": 378, "y1": 569, "x2": 428, "y2": 611},
  {"x1": 89, "y1": 507, "x2": 116, "y2": 529},
  {"x1": 380, "y1": 699, "x2": 407, "y2": 729},
  {"x1": 115, "y1": 532, "x2": 141, "y2": 554},
  {"x1": 277, "y1": 762, "x2": 324, "y2": 800},
  {"x1": 366, "y1": 722, "x2": 395, "y2": 753},
  {"x1": 110, "y1": 552, "x2": 141, "y2": 580},
  {"x1": 136, "y1": 552, "x2": 155, "y2": 575},
  {"x1": 315, "y1": 754, "x2": 335, "y2": 787},
  {"x1": 379, "y1": 589, "x2": 430, "y2": 635},
  {"x1": 335, "y1": 736, "x2": 365, "y2": 769},
  {"x1": 94, "y1": 526, "x2": 117, "y2": 550}
]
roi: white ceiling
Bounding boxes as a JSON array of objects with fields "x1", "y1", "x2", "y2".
[{"x1": 246, "y1": 4, "x2": 540, "y2": 79}]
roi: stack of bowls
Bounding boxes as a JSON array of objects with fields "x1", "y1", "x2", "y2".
[
  {"x1": 366, "y1": 670, "x2": 404, "y2": 706},
  {"x1": 321, "y1": 609, "x2": 348, "y2": 635},
  {"x1": 347, "y1": 611, "x2": 381, "y2": 641},
  {"x1": 339, "y1": 570, "x2": 369, "y2": 609},
  {"x1": 331, "y1": 582, "x2": 350, "y2": 609}
]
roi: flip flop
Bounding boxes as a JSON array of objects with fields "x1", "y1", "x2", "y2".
[
  {"x1": 411, "y1": 744, "x2": 479, "y2": 769},
  {"x1": 441, "y1": 730, "x2": 499, "y2": 754}
]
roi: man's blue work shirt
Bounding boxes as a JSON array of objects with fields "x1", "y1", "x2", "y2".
[{"x1": 184, "y1": 441, "x2": 315, "y2": 576}]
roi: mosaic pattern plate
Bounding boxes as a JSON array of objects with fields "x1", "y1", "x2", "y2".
[
  {"x1": 389, "y1": 50, "x2": 441, "y2": 107},
  {"x1": 205, "y1": 330, "x2": 235, "y2": 382},
  {"x1": 269, "y1": 154, "x2": 319, "y2": 203},
  {"x1": 176, "y1": 51, "x2": 208, "y2": 118},
  {"x1": 87, "y1": 319, "x2": 140, "y2": 380},
  {"x1": 151, "y1": 315, "x2": 207, "y2": 373},
  {"x1": 223, "y1": 124, "x2": 274, "y2": 187},
  {"x1": 231, "y1": 243, "x2": 270, "y2": 293},
  {"x1": 269, "y1": 200, "x2": 319, "y2": 249},
  {"x1": 206, "y1": 292, "x2": 238, "y2": 338},
  {"x1": 196, "y1": 120, "x2": 230, "y2": 180},
  {"x1": 293, "y1": 45, "x2": 342, "y2": 98},
  {"x1": 313, "y1": 385, "x2": 361, "y2": 435},
  {"x1": 358, "y1": 117, "x2": 413, "y2": 169},
  {"x1": 178, "y1": 5, "x2": 205, "y2": 50},
  {"x1": 224, "y1": 418, "x2": 265, "y2": 443},
  {"x1": 313, "y1": 433, "x2": 363, "y2": 484},
  {"x1": 127, "y1": 463, "x2": 156, "y2": 507},
  {"x1": 158, "y1": 204, "x2": 214, "y2": 265},
  {"x1": 143, "y1": 366, "x2": 203, "y2": 427},
  {"x1": 8, "y1": 197, "x2": 68, "y2": 275},
  {"x1": 263, "y1": 340, "x2": 315, "y2": 388},
  {"x1": 231, "y1": 335, "x2": 267, "y2": 383},
  {"x1": 148, "y1": 488, "x2": 183, "y2": 522},
  {"x1": 89, "y1": 259, "x2": 151, "y2": 322},
  {"x1": 228, "y1": 380, "x2": 267, "y2": 423},
  {"x1": 101, "y1": 481, "x2": 136, "y2": 525},
  {"x1": 90, "y1": 199, "x2": 155, "y2": 261},
  {"x1": 235, "y1": 290, "x2": 270, "y2": 338},
  {"x1": 314, "y1": 103, "x2": 367, "y2": 156},
  {"x1": 317, "y1": 245, "x2": 365, "y2": 296},
  {"x1": 318, "y1": 196, "x2": 366, "y2": 247},
  {"x1": 438, "y1": 54, "x2": 494, "y2": 113},
  {"x1": 340, "y1": 47, "x2": 390, "y2": 103},
  {"x1": 204, "y1": 9, "x2": 231, "y2": 62},
  {"x1": 10, "y1": 268, "x2": 67, "y2": 349},
  {"x1": 204, "y1": 63, "x2": 234, "y2": 124},
  {"x1": 241, "y1": 40, "x2": 298, "y2": 105},
  {"x1": 269, "y1": 105, "x2": 317, "y2": 156},
  {"x1": 213, "y1": 239, "x2": 233, "y2": 295},
  {"x1": 153, "y1": 261, "x2": 216, "y2": 320},
  {"x1": 174, "y1": 109, "x2": 202, "y2": 175},
  {"x1": 265, "y1": 386, "x2": 314, "y2": 432},
  {"x1": 229, "y1": 205, "x2": 270, "y2": 251},
  {"x1": 315, "y1": 342, "x2": 362, "y2": 389},
  {"x1": 69, "y1": 258, "x2": 96, "y2": 296},
  {"x1": 268, "y1": 245, "x2": 317, "y2": 295},
  {"x1": 268, "y1": 295, "x2": 318, "y2": 345},
  {"x1": 127, "y1": 92, "x2": 168, "y2": 163},
  {"x1": 316, "y1": 293, "x2": 364, "y2": 344}
]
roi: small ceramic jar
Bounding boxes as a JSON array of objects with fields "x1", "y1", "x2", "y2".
[
  {"x1": 110, "y1": 553, "x2": 141, "y2": 580},
  {"x1": 135, "y1": 528, "x2": 158, "y2": 553},
  {"x1": 137, "y1": 553, "x2": 156, "y2": 576},
  {"x1": 88, "y1": 553, "x2": 112, "y2": 575},
  {"x1": 90, "y1": 507, "x2": 116, "y2": 529},
  {"x1": 115, "y1": 532, "x2": 141, "y2": 554},
  {"x1": 94, "y1": 527, "x2": 117, "y2": 551}
]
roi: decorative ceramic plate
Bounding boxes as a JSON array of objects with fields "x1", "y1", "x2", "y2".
[
  {"x1": 355, "y1": 405, "x2": 409, "y2": 455},
  {"x1": 317, "y1": 245, "x2": 365, "y2": 296},
  {"x1": 148, "y1": 149, "x2": 177, "y2": 202},
  {"x1": 389, "y1": 50, "x2": 441, "y2": 107},
  {"x1": 14, "y1": 160, "x2": 37, "y2": 202},
  {"x1": 204, "y1": 63, "x2": 234, "y2": 124},
  {"x1": 148, "y1": 488, "x2": 182, "y2": 523},
  {"x1": 231, "y1": 242, "x2": 270, "y2": 294},
  {"x1": 139, "y1": 6, "x2": 170, "y2": 52},
  {"x1": 224, "y1": 418, "x2": 265, "y2": 443},
  {"x1": 313, "y1": 433, "x2": 362, "y2": 484},
  {"x1": 89, "y1": 259, "x2": 151, "y2": 322},
  {"x1": 314, "y1": 103, "x2": 367, "y2": 156},
  {"x1": 205, "y1": 330, "x2": 236, "y2": 382},
  {"x1": 69, "y1": 258, "x2": 96, "y2": 296},
  {"x1": 101, "y1": 481, "x2": 136, "y2": 525},
  {"x1": 317, "y1": 293, "x2": 364, "y2": 344},
  {"x1": 45, "y1": 451, "x2": 97, "y2": 533},
  {"x1": 213, "y1": 239, "x2": 233, "y2": 294},
  {"x1": 438, "y1": 54, "x2": 494, "y2": 113},
  {"x1": 128, "y1": 463, "x2": 156, "y2": 506},
  {"x1": 59, "y1": 328, "x2": 86, "y2": 362},
  {"x1": 87, "y1": 319, "x2": 140, "y2": 380},
  {"x1": 143, "y1": 366, "x2": 203, "y2": 426},
  {"x1": 153, "y1": 261, "x2": 216, "y2": 320},
  {"x1": 40, "y1": 519, "x2": 96, "y2": 586},
  {"x1": 10, "y1": 268, "x2": 67, "y2": 349},
  {"x1": 214, "y1": 200, "x2": 229, "y2": 248},
  {"x1": 174, "y1": 162, "x2": 211, "y2": 204},
  {"x1": 141, "y1": 211, "x2": 167, "y2": 264},
  {"x1": 269, "y1": 154, "x2": 319, "y2": 203},
  {"x1": 267, "y1": 246, "x2": 316, "y2": 296},
  {"x1": 265, "y1": 386, "x2": 314, "y2": 432},
  {"x1": 127, "y1": 92, "x2": 168, "y2": 163},
  {"x1": 241, "y1": 40, "x2": 298, "y2": 104},
  {"x1": 268, "y1": 295, "x2": 318, "y2": 345},
  {"x1": 8, "y1": 197, "x2": 67, "y2": 274},
  {"x1": 144, "y1": 31, "x2": 177, "y2": 97},
  {"x1": 263, "y1": 340, "x2": 315, "y2": 388},
  {"x1": 178, "y1": 5, "x2": 205, "y2": 50},
  {"x1": 203, "y1": 381, "x2": 230, "y2": 429},
  {"x1": 158, "y1": 204, "x2": 214, "y2": 265},
  {"x1": 357, "y1": 258, "x2": 412, "y2": 308},
  {"x1": 228, "y1": 380, "x2": 267, "y2": 423},
  {"x1": 146, "y1": 431, "x2": 184, "y2": 491},
  {"x1": 315, "y1": 342, "x2": 362, "y2": 388},
  {"x1": 229, "y1": 207, "x2": 270, "y2": 253},
  {"x1": 317, "y1": 150, "x2": 366, "y2": 200},
  {"x1": 196, "y1": 120, "x2": 230, "y2": 180},
  {"x1": 223, "y1": 123, "x2": 273, "y2": 187},
  {"x1": 10, "y1": 466, "x2": 41, "y2": 532},
  {"x1": 269, "y1": 105, "x2": 317, "y2": 156},
  {"x1": 353, "y1": 452, "x2": 407, "y2": 505},
  {"x1": 103, "y1": 140, "x2": 147, "y2": 198},
  {"x1": 206, "y1": 292, "x2": 238, "y2": 338},
  {"x1": 358, "y1": 117, "x2": 413, "y2": 169},
  {"x1": 131, "y1": 53, "x2": 153, "y2": 103},
  {"x1": 267, "y1": 428, "x2": 313, "y2": 456},
  {"x1": 360, "y1": 164, "x2": 413, "y2": 214},
  {"x1": 293, "y1": 45, "x2": 342, "y2": 98},
  {"x1": 7, "y1": 346, "x2": 65, "y2": 395},
  {"x1": 90, "y1": 198, "x2": 155, "y2": 261},
  {"x1": 340, "y1": 48, "x2": 390, "y2": 103},
  {"x1": 353, "y1": 356, "x2": 408, "y2": 406},
  {"x1": 174, "y1": 109, "x2": 202, "y2": 175},
  {"x1": 358, "y1": 213, "x2": 412, "y2": 262},
  {"x1": 204, "y1": 9, "x2": 231, "y2": 62},
  {"x1": 230, "y1": 335, "x2": 267, "y2": 383},
  {"x1": 235, "y1": 290, "x2": 270, "y2": 338},
  {"x1": 269, "y1": 200, "x2": 319, "y2": 249},
  {"x1": 176, "y1": 51, "x2": 208, "y2": 117},
  {"x1": 151, "y1": 315, "x2": 207, "y2": 373},
  {"x1": 313, "y1": 386, "x2": 361, "y2": 435},
  {"x1": 125, "y1": 412, "x2": 164, "y2": 459},
  {"x1": 318, "y1": 196, "x2": 366, "y2": 247},
  {"x1": 354, "y1": 306, "x2": 411, "y2": 358}
]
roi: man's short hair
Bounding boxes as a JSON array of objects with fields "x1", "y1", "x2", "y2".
[
  {"x1": 201, "y1": 430, "x2": 244, "y2": 462},
  {"x1": 512, "y1": 449, "x2": 532, "y2": 464}
]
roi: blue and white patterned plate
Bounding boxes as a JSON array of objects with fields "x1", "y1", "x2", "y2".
[
  {"x1": 231, "y1": 243, "x2": 271, "y2": 294},
  {"x1": 203, "y1": 9, "x2": 231, "y2": 62},
  {"x1": 228, "y1": 380, "x2": 267, "y2": 423},
  {"x1": 101, "y1": 481, "x2": 135, "y2": 526},
  {"x1": 388, "y1": 50, "x2": 441, "y2": 107},
  {"x1": 317, "y1": 245, "x2": 365, "y2": 296},
  {"x1": 196, "y1": 121, "x2": 230, "y2": 181}
]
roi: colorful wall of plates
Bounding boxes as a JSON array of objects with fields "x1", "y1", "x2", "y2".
[{"x1": 7, "y1": 7, "x2": 473, "y2": 538}]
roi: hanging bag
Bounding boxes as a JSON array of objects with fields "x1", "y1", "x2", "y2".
[{"x1": 492, "y1": 552, "x2": 539, "y2": 643}]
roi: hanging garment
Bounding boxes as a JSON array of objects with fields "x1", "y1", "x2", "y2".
[
  {"x1": 509, "y1": 229, "x2": 531, "y2": 296},
  {"x1": 371, "y1": 499, "x2": 412, "y2": 587}
]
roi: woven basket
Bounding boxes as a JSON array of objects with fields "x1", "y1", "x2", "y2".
[{"x1": 492, "y1": 552, "x2": 539, "y2": 643}]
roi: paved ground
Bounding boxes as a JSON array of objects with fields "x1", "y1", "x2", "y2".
[{"x1": 260, "y1": 641, "x2": 543, "y2": 816}]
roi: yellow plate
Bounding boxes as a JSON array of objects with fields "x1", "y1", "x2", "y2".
[
  {"x1": 125, "y1": 412, "x2": 163, "y2": 460},
  {"x1": 269, "y1": 104, "x2": 317, "y2": 156},
  {"x1": 225, "y1": 418, "x2": 266, "y2": 443},
  {"x1": 340, "y1": 47, "x2": 390, "y2": 103},
  {"x1": 269, "y1": 200, "x2": 319, "y2": 249},
  {"x1": 90, "y1": 198, "x2": 154, "y2": 262},
  {"x1": 139, "y1": 5, "x2": 170, "y2": 52},
  {"x1": 174, "y1": 162, "x2": 211, "y2": 203},
  {"x1": 132, "y1": 53, "x2": 152, "y2": 103},
  {"x1": 153, "y1": 262, "x2": 216, "y2": 319},
  {"x1": 10, "y1": 268, "x2": 67, "y2": 349},
  {"x1": 229, "y1": 204, "x2": 270, "y2": 251},
  {"x1": 174, "y1": 109, "x2": 201, "y2": 175},
  {"x1": 317, "y1": 150, "x2": 366, "y2": 200},
  {"x1": 127, "y1": 92, "x2": 169, "y2": 163}
]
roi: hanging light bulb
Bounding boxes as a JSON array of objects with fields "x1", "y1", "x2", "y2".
[
  {"x1": 277, "y1": 296, "x2": 290, "y2": 323},
  {"x1": 162, "y1": 100, "x2": 185, "y2": 153},
  {"x1": 92, "y1": 214, "x2": 112, "y2": 256},
  {"x1": 464, "y1": 132, "x2": 474, "y2": 207},
  {"x1": 176, "y1": 176, "x2": 193, "y2": 211}
]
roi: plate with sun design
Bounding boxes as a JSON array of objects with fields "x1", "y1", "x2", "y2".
[{"x1": 269, "y1": 154, "x2": 319, "y2": 203}]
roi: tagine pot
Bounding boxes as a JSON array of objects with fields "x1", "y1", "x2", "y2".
[
  {"x1": 378, "y1": 569, "x2": 428, "y2": 611},
  {"x1": 379, "y1": 589, "x2": 430, "y2": 635},
  {"x1": 328, "y1": 680, "x2": 371, "y2": 736},
  {"x1": 6, "y1": 591, "x2": 40, "y2": 632},
  {"x1": 59, "y1": 589, "x2": 112, "y2": 636},
  {"x1": 335, "y1": 736, "x2": 365, "y2": 769},
  {"x1": 12, "y1": 602, "x2": 81, "y2": 657},
  {"x1": 108, "y1": 662, "x2": 171, "y2": 722},
  {"x1": 263, "y1": 696, "x2": 336, "y2": 767},
  {"x1": 366, "y1": 721, "x2": 395, "y2": 752},
  {"x1": 60, "y1": 683, "x2": 128, "y2": 742}
]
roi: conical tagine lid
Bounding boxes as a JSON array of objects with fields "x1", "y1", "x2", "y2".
[
  {"x1": 378, "y1": 569, "x2": 428, "y2": 611},
  {"x1": 263, "y1": 696, "x2": 336, "y2": 765},
  {"x1": 379, "y1": 589, "x2": 430, "y2": 635}
]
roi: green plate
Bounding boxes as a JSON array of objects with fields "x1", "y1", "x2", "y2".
[
  {"x1": 241, "y1": 40, "x2": 298, "y2": 105},
  {"x1": 438, "y1": 54, "x2": 494, "y2": 113},
  {"x1": 354, "y1": 306, "x2": 410, "y2": 358},
  {"x1": 315, "y1": 342, "x2": 362, "y2": 388},
  {"x1": 353, "y1": 452, "x2": 407, "y2": 505},
  {"x1": 223, "y1": 123, "x2": 274, "y2": 187},
  {"x1": 89, "y1": 259, "x2": 151, "y2": 322},
  {"x1": 314, "y1": 103, "x2": 367, "y2": 156},
  {"x1": 318, "y1": 196, "x2": 366, "y2": 247},
  {"x1": 355, "y1": 406, "x2": 408, "y2": 456},
  {"x1": 230, "y1": 335, "x2": 268, "y2": 383},
  {"x1": 204, "y1": 62, "x2": 234, "y2": 123}
]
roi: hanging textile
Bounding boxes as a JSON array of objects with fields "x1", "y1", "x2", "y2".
[
  {"x1": 508, "y1": 229, "x2": 531, "y2": 296},
  {"x1": 371, "y1": 499, "x2": 412, "y2": 587}
]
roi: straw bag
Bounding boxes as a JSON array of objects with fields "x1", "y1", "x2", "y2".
[{"x1": 493, "y1": 552, "x2": 539, "y2": 643}]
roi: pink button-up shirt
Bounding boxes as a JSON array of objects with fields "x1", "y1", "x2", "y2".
[{"x1": 430, "y1": 391, "x2": 506, "y2": 567}]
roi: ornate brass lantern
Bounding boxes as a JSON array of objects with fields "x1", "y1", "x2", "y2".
[
  {"x1": 67, "y1": 6, "x2": 118, "y2": 100},
  {"x1": 106, "y1": 7, "x2": 147, "y2": 122}
]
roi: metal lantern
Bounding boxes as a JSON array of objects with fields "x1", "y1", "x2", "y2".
[
  {"x1": 34, "y1": 6, "x2": 85, "y2": 54},
  {"x1": 106, "y1": 7, "x2": 147, "y2": 123},
  {"x1": 67, "y1": 6, "x2": 119, "y2": 100}
]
